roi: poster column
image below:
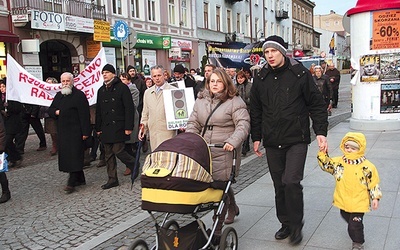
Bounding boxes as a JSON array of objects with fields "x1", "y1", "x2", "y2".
[{"x1": 348, "y1": 2, "x2": 400, "y2": 131}]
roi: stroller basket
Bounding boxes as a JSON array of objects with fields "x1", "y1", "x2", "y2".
[{"x1": 141, "y1": 132, "x2": 224, "y2": 214}]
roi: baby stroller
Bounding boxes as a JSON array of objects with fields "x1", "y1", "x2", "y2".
[{"x1": 129, "y1": 132, "x2": 238, "y2": 250}]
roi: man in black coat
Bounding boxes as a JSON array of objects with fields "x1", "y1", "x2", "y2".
[
  {"x1": 169, "y1": 64, "x2": 196, "y2": 94},
  {"x1": 49, "y1": 72, "x2": 91, "y2": 194},
  {"x1": 250, "y1": 35, "x2": 328, "y2": 246},
  {"x1": 96, "y1": 64, "x2": 136, "y2": 189},
  {"x1": 325, "y1": 63, "x2": 341, "y2": 108}
]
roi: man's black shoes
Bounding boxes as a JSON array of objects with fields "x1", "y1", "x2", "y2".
[
  {"x1": 274, "y1": 226, "x2": 291, "y2": 240},
  {"x1": 290, "y1": 227, "x2": 303, "y2": 245},
  {"x1": 101, "y1": 181, "x2": 119, "y2": 190}
]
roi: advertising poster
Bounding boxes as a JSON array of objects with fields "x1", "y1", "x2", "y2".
[
  {"x1": 360, "y1": 54, "x2": 380, "y2": 82},
  {"x1": 141, "y1": 49, "x2": 156, "y2": 76},
  {"x1": 207, "y1": 41, "x2": 265, "y2": 70},
  {"x1": 380, "y1": 53, "x2": 400, "y2": 81},
  {"x1": 381, "y1": 83, "x2": 400, "y2": 113},
  {"x1": 371, "y1": 10, "x2": 400, "y2": 50},
  {"x1": 163, "y1": 88, "x2": 195, "y2": 130}
]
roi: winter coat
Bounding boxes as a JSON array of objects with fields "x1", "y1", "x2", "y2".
[
  {"x1": 0, "y1": 100, "x2": 22, "y2": 135},
  {"x1": 49, "y1": 87, "x2": 91, "y2": 173},
  {"x1": 317, "y1": 132, "x2": 382, "y2": 213},
  {"x1": 126, "y1": 83, "x2": 140, "y2": 144},
  {"x1": 141, "y1": 83, "x2": 177, "y2": 151},
  {"x1": 186, "y1": 89, "x2": 250, "y2": 181},
  {"x1": 313, "y1": 74, "x2": 333, "y2": 104},
  {"x1": 95, "y1": 77, "x2": 135, "y2": 144},
  {"x1": 325, "y1": 67, "x2": 341, "y2": 90},
  {"x1": 131, "y1": 75, "x2": 146, "y2": 115},
  {"x1": 236, "y1": 80, "x2": 252, "y2": 110},
  {"x1": 250, "y1": 57, "x2": 328, "y2": 148}
]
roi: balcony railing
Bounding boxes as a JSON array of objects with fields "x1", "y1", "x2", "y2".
[
  {"x1": 11, "y1": 0, "x2": 106, "y2": 20},
  {"x1": 276, "y1": 10, "x2": 289, "y2": 20}
]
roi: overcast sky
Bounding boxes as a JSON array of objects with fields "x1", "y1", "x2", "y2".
[{"x1": 313, "y1": 0, "x2": 358, "y2": 15}]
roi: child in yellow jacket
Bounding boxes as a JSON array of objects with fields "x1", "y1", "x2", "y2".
[{"x1": 317, "y1": 132, "x2": 382, "y2": 250}]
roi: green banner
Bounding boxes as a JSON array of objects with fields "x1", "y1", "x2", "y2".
[
  {"x1": 136, "y1": 34, "x2": 171, "y2": 49},
  {"x1": 102, "y1": 32, "x2": 171, "y2": 49}
]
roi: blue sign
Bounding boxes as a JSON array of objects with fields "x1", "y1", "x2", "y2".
[{"x1": 113, "y1": 20, "x2": 129, "y2": 42}]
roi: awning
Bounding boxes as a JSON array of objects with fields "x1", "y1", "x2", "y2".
[{"x1": 0, "y1": 30, "x2": 20, "y2": 43}]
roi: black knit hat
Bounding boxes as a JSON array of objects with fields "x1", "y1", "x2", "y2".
[
  {"x1": 262, "y1": 35, "x2": 287, "y2": 56},
  {"x1": 102, "y1": 64, "x2": 116, "y2": 74},
  {"x1": 173, "y1": 64, "x2": 185, "y2": 73},
  {"x1": 126, "y1": 65, "x2": 135, "y2": 72}
]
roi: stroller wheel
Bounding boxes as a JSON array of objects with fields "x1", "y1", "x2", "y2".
[
  {"x1": 128, "y1": 239, "x2": 149, "y2": 250},
  {"x1": 162, "y1": 220, "x2": 180, "y2": 230},
  {"x1": 219, "y1": 227, "x2": 238, "y2": 250}
]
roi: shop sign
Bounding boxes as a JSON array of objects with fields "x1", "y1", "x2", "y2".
[
  {"x1": 12, "y1": 14, "x2": 28, "y2": 23},
  {"x1": 93, "y1": 20, "x2": 110, "y2": 42},
  {"x1": 87, "y1": 40, "x2": 101, "y2": 59},
  {"x1": 66, "y1": 15, "x2": 94, "y2": 33},
  {"x1": 371, "y1": 10, "x2": 400, "y2": 50},
  {"x1": 171, "y1": 39, "x2": 192, "y2": 50},
  {"x1": 169, "y1": 47, "x2": 182, "y2": 58},
  {"x1": 135, "y1": 33, "x2": 171, "y2": 49},
  {"x1": 31, "y1": 10, "x2": 65, "y2": 31}
]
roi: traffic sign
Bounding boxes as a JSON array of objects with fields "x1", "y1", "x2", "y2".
[
  {"x1": 123, "y1": 27, "x2": 137, "y2": 49},
  {"x1": 113, "y1": 20, "x2": 129, "y2": 42}
]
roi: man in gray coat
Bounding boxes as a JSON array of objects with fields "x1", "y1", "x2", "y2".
[{"x1": 95, "y1": 64, "x2": 136, "y2": 189}]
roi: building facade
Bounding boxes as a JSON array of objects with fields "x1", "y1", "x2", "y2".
[{"x1": 292, "y1": 0, "x2": 316, "y2": 56}]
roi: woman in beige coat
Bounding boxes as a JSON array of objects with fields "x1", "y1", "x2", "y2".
[{"x1": 186, "y1": 68, "x2": 250, "y2": 238}]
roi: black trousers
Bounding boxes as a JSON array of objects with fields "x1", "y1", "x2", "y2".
[
  {"x1": 5, "y1": 133, "x2": 22, "y2": 162},
  {"x1": 0, "y1": 172, "x2": 9, "y2": 193},
  {"x1": 265, "y1": 143, "x2": 308, "y2": 230},
  {"x1": 332, "y1": 88, "x2": 339, "y2": 107},
  {"x1": 67, "y1": 171, "x2": 85, "y2": 187},
  {"x1": 340, "y1": 210, "x2": 365, "y2": 244},
  {"x1": 103, "y1": 142, "x2": 136, "y2": 182},
  {"x1": 15, "y1": 114, "x2": 46, "y2": 152}
]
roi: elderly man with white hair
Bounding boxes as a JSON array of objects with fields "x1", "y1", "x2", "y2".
[{"x1": 49, "y1": 72, "x2": 91, "y2": 194}]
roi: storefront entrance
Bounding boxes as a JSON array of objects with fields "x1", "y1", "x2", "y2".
[{"x1": 40, "y1": 40, "x2": 72, "y2": 81}]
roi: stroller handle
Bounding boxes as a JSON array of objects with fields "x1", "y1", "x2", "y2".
[{"x1": 208, "y1": 143, "x2": 237, "y2": 160}]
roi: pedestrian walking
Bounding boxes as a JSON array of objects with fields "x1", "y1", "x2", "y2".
[
  {"x1": 317, "y1": 132, "x2": 382, "y2": 250},
  {"x1": 95, "y1": 64, "x2": 136, "y2": 190},
  {"x1": 325, "y1": 63, "x2": 341, "y2": 108},
  {"x1": 250, "y1": 35, "x2": 328, "y2": 245},
  {"x1": 0, "y1": 113, "x2": 11, "y2": 203},
  {"x1": 48, "y1": 72, "x2": 91, "y2": 194}
]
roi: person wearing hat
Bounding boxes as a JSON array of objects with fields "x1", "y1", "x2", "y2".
[
  {"x1": 250, "y1": 35, "x2": 328, "y2": 245},
  {"x1": 317, "y1": 132, "x2": 382, "y2": 250},
  {"x1": 169, "y1": 64, "x2": 196, "y2": 95},
  {"x1": 95, "y1": 64, "x2": 136, "y2": 189}
]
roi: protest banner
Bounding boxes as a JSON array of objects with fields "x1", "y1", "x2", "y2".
[{"x1": 6, "y1": 48, "x2": 106, "y2": 106}]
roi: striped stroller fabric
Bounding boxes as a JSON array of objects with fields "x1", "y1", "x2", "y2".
[{"x1": 141, "y1": 132, "x2": 223, "y2": 213}]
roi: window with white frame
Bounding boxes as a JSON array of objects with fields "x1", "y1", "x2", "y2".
[
  {"x1": 216, "y1": 6, "x2": 221, "y2": 32},
  {"x1": 148, "y1": 0, "x2": 156, "y2": 21},
  {"x1": 245, "y1": 15, "x2": 250, "y2": 36},
  {"x1": 227, "y1": 10, "x2": 232, "y2": 33},
  {"x1": 264, "y1": 20, "x2": 268, "y2": 37},
  {"x1": 181, "y1": 0, "x2": 189, "y2": 27},
  {"x1": 236, "y1": 13, "x2": 241, "y2": 33},
  {"x1": 270, "y1": 22, "x2": 274, "y2": 34},
  {"x1": 168, "y1": 0, "x2": 176, "y2": 25},
  {"x1": 204, "y1": 2, "x2": 209, "y2": 29},
  {"x1": 131, "y1": 0, "x2": 140, "y2": 18},
  {"x1": 113, "y1": 0, "x2": 122, "y2": 15},
  {"x1": 255, "y1": 17, "x2": 259, "y2": 39}
]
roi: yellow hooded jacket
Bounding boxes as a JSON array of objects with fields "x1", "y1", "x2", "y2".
[{"x1": 317, "y1": 132, "x2": 382, "y2": 213}]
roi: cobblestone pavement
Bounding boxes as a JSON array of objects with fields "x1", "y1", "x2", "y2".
[{"x1": 0, "y1": 75, "x2": 352, "y2": 250}]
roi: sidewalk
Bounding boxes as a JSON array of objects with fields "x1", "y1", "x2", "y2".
[{"x1": 232, "y1": 120, "x2": 400, "y2": 250}]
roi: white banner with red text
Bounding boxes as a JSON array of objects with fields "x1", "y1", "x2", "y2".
[{"x1": 6, "y1": 48, "x2": 106, "y2": 106}]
